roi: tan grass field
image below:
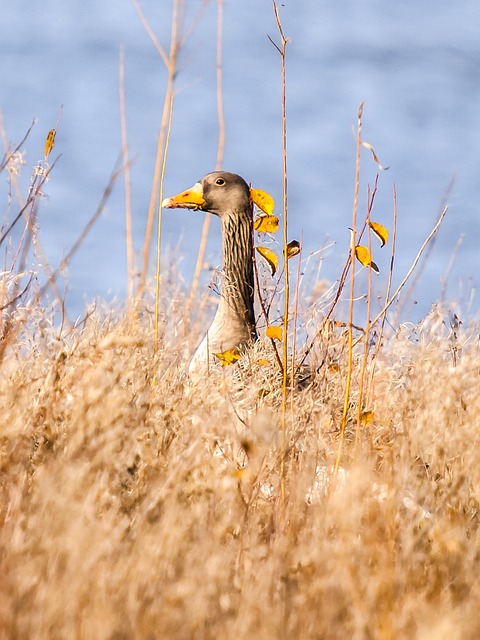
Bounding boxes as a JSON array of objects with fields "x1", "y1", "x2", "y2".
[
  {"x1": 1, "y1": 289, "x2": 479, "y2": 639},
  {"x1": 1, "y1": 5, "x2": 478, "y2": 635}
]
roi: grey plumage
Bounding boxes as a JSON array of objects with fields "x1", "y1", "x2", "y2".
[{"x1": 162, "y1": 172, "x2": 257, "y2": 371}]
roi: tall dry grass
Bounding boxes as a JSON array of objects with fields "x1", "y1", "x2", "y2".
[
  {"x1": 1, "y1": 285, "x2": 480, "y2": 639},
  {"x1": 2, "y1": 3, "x2": 480, "y2": 638}
]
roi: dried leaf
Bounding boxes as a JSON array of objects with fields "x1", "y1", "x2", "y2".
[
  {"x1": 355, "y1": 245, "x2": 379, "y2": 274},
  {"x1": 358, "y1": 101, "x2": 365, "y2": 122},
  {"x1": 256, "y1": 246, "x2": 279, "y2": 276},
  {"x1": 44, "y1": 129, "x2": 56, "y2": 159},
  {"x1": 361, "y1": 410, "x2": 374, "y2": 426},
  {"x1": 360, "y1": 140, "x2": 389, "y2": 171},
  {"x1": 254, "y1": 215, "x2": 279, "y2": 233},
  {"x1": 266, "y1": 325, "x2": 282, "y2": 341},
  {"x1": 256, "y1": 359, "x2": 271, "y2": 366},
  {"x1": 285, "y1": 239, "x2": 300, "y2": 259},
  {"x1": 250, "y1": 188, "x2": 275, "y2": 215},
  {"x1": 214, "y1": 348, "x2": 241, "y2": 366},
  {"x1": 369, "y1": 221, "x2": 388, "y2": 247}
]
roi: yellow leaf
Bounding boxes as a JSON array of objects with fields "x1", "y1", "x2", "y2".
[
  {"x1": 256, "y1": 359, "x2": 271, "y2": 366},
  {"x1": 369, "y1": 221, "x2": 388, "y2": 247},
  {"x1": 256, "y1": 246, "x2": 279, "y2": 276},
  {"x1": 254, "y1": 215, "x2": 279, "y2": 233},
  {"x1": 214, "y1": 348, "x2": 241, "y2": 366},
  {"x1": 355, "y1": 245, "x2": 379, "y2": 274},
  {"x1": 361, "y1": 410, "x2": 374, "y2": 427},
  {"x1": 328, "y1": 362, "x2": 340, "y2": 373},
  {"x1": 285, "y1": 239, "x2": 300, "y2": 259},
  {"x1": 250, "y1": 188, "x2": 275, "y2": 215},
  {"x1": 44, "y1": 129, "x2": 56, "y2": 159},
  {"x1": 266, "y1": 325, "x2": 282, "y2": 341}
]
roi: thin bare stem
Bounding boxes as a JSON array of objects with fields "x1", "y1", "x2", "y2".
[
  {"x1": 440, "y1": 233, "x2": 464, "y2": 303},
  {"x1": 290, "y1": 231, "x2": 303, "y2": 385},
  {"x1": 215, "y1": 0, "x2": 225, "y2": 169},
  {"x1": 271, "y1": 0, "x2": 289, "y2": 509},
  {"x1": 132, "y1": 0, "x2": 169, "y2": 67},
  {"x1": 396, "y1": 178, "x2": 454, "y2": 317},
  {"x1": 355, "y1": 192, "x2": 373, "y2": 450},
  {"x1": 138, "y1": 0, "x2": 181, "y2": 299},
  {"x1": 334, "y1": 101, "x2": 363, "y2": 476},
  {"x1": 366, "y1": 184, "x2": 398, "y2": 408},
  {"x1": 0, "y1": 159, "x2": 122, "y2": 363},
  {"x1": 119, "y1": 47, "x2": 134, "y2": 302},
  {"x1": 3, "y1": 153, "x2": 70, "y2": 326},
  {"x1": 37, "y1": 158, "x2": 124, "y2": 299},
  {"x1": 154, "y1": 90, "x2": 174, "y2": 353},
  {"x1": 252, "y1": 251, "x2": 283, "y2": 372},
  {"x1": 0, "y1": 117, "x2": 35, "y2": 174},
  {"x1": 186, "y1": 0, "x2": 225, "y2": 325},
  {"x1": 368, "y1": 206, "x2": 448, "y2": 331}
]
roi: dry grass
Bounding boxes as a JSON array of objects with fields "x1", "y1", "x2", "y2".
[
  {"x1": 1, "y1": 286, "x2": 480, "y2": 639},
  {"x1": 2, "y1": 6, "x2": 479, "y2": 636}
]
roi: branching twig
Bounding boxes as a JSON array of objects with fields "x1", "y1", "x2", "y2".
[
  {"x1": 367, "y1": 206, "x2": 448, "y2": 332},
  {"x1": 270, "y1": 0, "x2": 289, "y2": 509}
]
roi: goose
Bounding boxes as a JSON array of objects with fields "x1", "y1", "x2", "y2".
[{"x1": 162, "y1": 171, "x2": 259, "y2": 372}]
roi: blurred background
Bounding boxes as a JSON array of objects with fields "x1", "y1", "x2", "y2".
[{"x1": 1, "y1": 0, "x2": 479, "y2": 321}]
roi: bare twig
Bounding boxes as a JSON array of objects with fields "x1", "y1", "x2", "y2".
[
  {"x1": 138, "y1": 0, "x2": 182, "y2": 300},
  {"x1": 37, "y1": 158, "x2": 124, "y2": 300},
  {"x1": 334, "y1": 101, "x2": 363, "y2": 476},
  {"x1": 365, "y1": 184, "x2": 398, "y2": 411},
  {"x1": 0, "y1": 117, "x2": 35, "y2": 174},
  {"x1": 270, "y1": 0, "x2": 289, "y2": 509},
  {"x1": 186, "y1": 0, "x2": 225, "y2": 327},
  {"x1": 119, "y1": 47, "x2": 135, "y2": 302},
  {"x1": 132, "y1": 0, "x2": 169, "y2": 67},
  {"x1": 368, "y1": 206, "x2": 448, "y2": 331}
]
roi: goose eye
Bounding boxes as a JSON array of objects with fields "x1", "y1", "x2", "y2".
[{"x1": 215, "y1": 178, "x2": 226, "y2": 186}]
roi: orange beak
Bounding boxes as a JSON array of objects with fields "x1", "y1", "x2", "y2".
[{"x1": 161, "y1": 182, "x2": 206, "y2": 210}]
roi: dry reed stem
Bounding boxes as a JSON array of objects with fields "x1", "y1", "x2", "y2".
[
  {"x1": 0, "y1": 116, "x2": 35, "y2": 174},
  {"x1": 39, "y1": 158, "x2": 124, "y2": 301},
  {"x1": 334, "y1": 101, "x2": 363, "y2": 475},
  {"x1": 0, "y1": 158, "x2": 122, "y2": 363},
  {"x1": 154, "y1": 90, "x2": 174, "y2": 356},
  {"x1": 138, "y1": 0, "x2": 182, "y2": 300},
  {"x1": 119, "y1": 47, "x2": 134, "y2": 302},
  {"x1": 365, "y1": 183, "x2": 398, "y2": 409},
  {"x1": 396, "y1": 177, "x2": 455, "y2": 318},
  {"x1": 0, "y1": 146, "x2": 69, "y2": 327},
  {"x1": 186, "y1": 0, "x2": 226, "y2": 327},
  {"x1": 355, "y1": 196, "x2": 373, "y2": 449},
  {"x1": 270, "y1": 0, "x2": 290, "y2": 511},
  {"x1": 440, "y1": 233, "x2": 464, "y2": 303},
  {"x1": 368, "y1": 205, "x2": 448, "y2": 331},
  {"x1": 252, "y1": 251, "x2": 283, "y2": 372},
  {"x1": 132, "y1": 0, "x2": 169, "y2": 66},
  {"x1": 290, "y1": 230, "x2": 303, "y2": 382}
]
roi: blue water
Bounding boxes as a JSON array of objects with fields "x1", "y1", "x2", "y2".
[{"x1": 1, "y1": 1, "x2": 479, "y2": 320}]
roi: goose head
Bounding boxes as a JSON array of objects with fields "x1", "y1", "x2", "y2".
[{"x1": 162, "y1": 171, "x2": 252, "y2": 217}]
